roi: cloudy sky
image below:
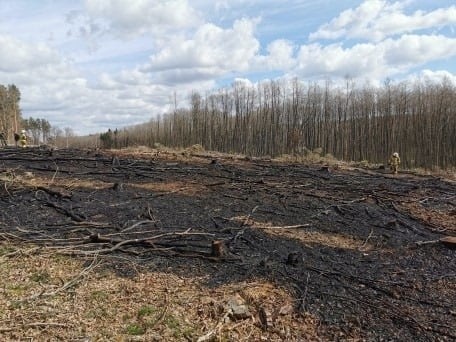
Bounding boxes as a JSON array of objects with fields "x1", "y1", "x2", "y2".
[{"x1": 1, "y1": 0, "x2": 455, "y2": 135}]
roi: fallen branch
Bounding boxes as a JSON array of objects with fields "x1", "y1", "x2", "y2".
[
  {"x1": 359, "y1": 229, "x2": 374, "y2": 250},
  {"x1": 253, "y1": 224, "x2": 310, "y2": 229},
  {"x1": 415, "y1": 239, "x2": 440, "y2": 246},
  {"x1": 416, "y1": 236, "x2": 456, "y2": 249},
  {"x1": 120, "y1": 219, "x2": 155, "y2": 233},
  {"x1": 242, "y1": 206, "x2": 259, "y2": 227},
  {"x1": 147, "y1": 293, "x2": 169, "y2": 329},
  {"x1": 41, "y1": 200, "x2": 86, "y2": 222},
  {"x1": 0, "y1": 322, "x2": 69, "y2": 333},
  {"x1": 19, "y1": 256, "x2": 99, "y2": 303},
  {"x1": 25, "y1": 322, "x2": 69, "y2": 328},
  {"x1": 36, "y1": 185, "x2": 72, "y2": 199},
  {"x1": 79, "y1": 230, "x2": 216, "y2": 255},
  {"x1": 0, "y1": 246, "x2": 40, "y2": 260},
  {"x1": 197, "y1": 311, "x2": 231, "y2": 342}
]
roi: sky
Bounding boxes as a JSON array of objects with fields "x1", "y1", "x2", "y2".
[{"x1": 1, "y1": 0, "x2": 455, "y2": 135}]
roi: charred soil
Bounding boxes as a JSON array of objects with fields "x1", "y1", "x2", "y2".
[{"x1": 0, "y1": 147, "x2": 455, "y2": 341}]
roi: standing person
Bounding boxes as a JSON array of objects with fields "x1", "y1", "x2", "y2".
[
  {"x1": 19, "y1": 129, "x2": 27, "y2": 148},
  {"x1": 388, "y1": 152, "x2": 401, "y2": 174},
  {"x1": 14, "y1": 132, "x2": 20, "y2": 147}
]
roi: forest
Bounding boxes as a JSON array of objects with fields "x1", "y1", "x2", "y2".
[
  {"x1": 0, "y1": 84, "x2": 54, "y2": 146},
  {"x1": 2, "y1": 77, "x2": 455, "y2": 170},
  {"x1": 93, "y1": 77, "x2": 455, "y2": 170},
  {"x1": 0, "y1": 84, "x2": 21, "y2": 141}
]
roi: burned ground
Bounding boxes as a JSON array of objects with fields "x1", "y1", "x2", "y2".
[{"x1": 0, "y1": 147, "x2": 455, "y2": 341}]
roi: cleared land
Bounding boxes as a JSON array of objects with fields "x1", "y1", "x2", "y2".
[{"x1": 0, "y1": 146, "x2": 455, "y2": 341}]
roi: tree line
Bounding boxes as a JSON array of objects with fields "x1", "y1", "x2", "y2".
[
  {"x1": 0, "y1": 84, "x2": 22, "y2": 141},
  {"x1": 0, "y1": 83, "x2": 76, "y2": 146},
  {"x1": 92, "y1": 77, "x2": 454, "y2": 170},
  {"x1": 8, "y1": 78, "x2": 450, "y2": 169}
]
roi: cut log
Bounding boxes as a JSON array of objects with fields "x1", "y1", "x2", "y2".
[
  {"x1": 320, "y1": 166, "x2": 330, "y2": 172},
  {"x1": 416, "y1": 236, "x2": 456, "y2": 249},
  {"x1": 259, "y1": 307, "x2": 273, "y2": 330},
  {"x1": 439, "y1": 236, "x2": 456, "y2": 249},
  {"x1": 211, "y1": 240, "x2": 228, "y2": 257}
]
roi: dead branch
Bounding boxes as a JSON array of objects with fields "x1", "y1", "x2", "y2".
[
  {"x1": 41, "y1": 200, "x2": 86, "y2": 222},
  {"x1": 79, "y1": 231, "x2": 216, "y2": 255},
  {"x1": 415, "y1": 236, "x2": 456, "y2": 249},
  {"x1": 197, "y1": 311, "x2": 231, "y2": 342},
  {"x1": 0, "y1": 246, "x2": 40, "y2": 260},
  {"x1": 242, "y1": 206, "x2": 259, "y2": 226},
  {"x1": 120, "y1": 219, "x2": 155, "y2": 233},
  {"x1": 415, "y1": 239, "x2": 440, "y2": 246},
  {"x1": 0, "y1": 322, "x2": 69, "y2": 333},
  {"x1": 359, "y1": 229, "x2": 374, "y2": 250},
  {"x1": 253, "y1": 224, "x2": 310, "y2": 229},
  {"x1": 19, "y1": 256, "x2": 99, "y2": 303},
  {"x1": 36, "y1": 185, "x2": 72, "y2": 199}
]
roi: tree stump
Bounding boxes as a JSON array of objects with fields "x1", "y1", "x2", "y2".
[
  {"x1": 259, "y1": 307, "x2": 273, "y2": 330},
  {"x1": 286, "y1": 251, "x2": 302, "y2": 266},
  {"x1": 112, "y1": 182, "x2": 121, "y2": 191},
  {"x1": 112, "y1": 156, "x2": 120, "y2": 167},
  {"x1": 211, "y1": 240, "x2": 228, "y2": 257}
]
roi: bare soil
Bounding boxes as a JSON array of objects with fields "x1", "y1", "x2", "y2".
[{"x1": 0, "y1": 146, "x2": 455, "y2": 341}]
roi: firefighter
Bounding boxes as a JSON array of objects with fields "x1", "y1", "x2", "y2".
[
  {"x1": 19, "y1": 129, "x2": 27, "y2": 148},
  {"x1": 388, "y1": 152, "x2": 401, "y2": 174}
]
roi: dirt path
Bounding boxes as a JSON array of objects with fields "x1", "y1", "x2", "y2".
[{"x1": 0, "y1": 147, "x2": 455, "y2": 341}]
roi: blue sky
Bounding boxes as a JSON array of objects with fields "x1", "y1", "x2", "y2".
[{"x1": 0, "y1": 0, "x2": 455, "y2": 134}]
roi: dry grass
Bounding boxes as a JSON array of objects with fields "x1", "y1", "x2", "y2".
[
  {"x1": 275, "y1": 151, "x2": 456, "y2": 181},
  {"x1": 401, "y1": 202, "x2": 456, "y2": 234},
  {"x1": 0, "y1": 242, "x2": 322, "y2": 341},
  {"x1": 0, "y1": 169, "x2": 112, "y2": 191},
  {"x1": 0, "y1": 168, "x2": 212, "y2": 198},
  {"x1": 129, "y1": 180, "x2": 208, "y2": 197},
  {"x1": 229, "y1": 216, "x2": 380, "y2": 252}
]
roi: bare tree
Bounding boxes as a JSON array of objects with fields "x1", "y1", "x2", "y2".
[{"x1": 68, "y1": 78, "x2": 455, "y2": 170}]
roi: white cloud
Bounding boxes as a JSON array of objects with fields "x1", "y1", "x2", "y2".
[
  {"x1": 1, "y1": 0, "x2": 455, "y2": 135},
  {"x1": 0, "y1": 34, "x2": 61, "y2": 72},
  {"x1": 142, "y1": 18, "x2": 260, "y2": 83},
  {"x1": 310, "y1": 0, "x2": 456, "y2": 42},
  {"x1": 97, "y1": 73, "x2": 119, "y2": 90},
  {"x1": 418, "y1": 69, "x2": 456, "y2": 84},
  {"x1": 81, "y1": 0, "x2": 202, "y2": 39},
  {"x1": 294, "y1": 34, "x2": 456, "y2": 80},
  {"x1": 253, "y1": 39, "x2": 296, "y2": 70},
  {"x1": 0, "y1": 33, "x2": 163, "y2": 134},
  {"x1": 233, "y1": 77, "x2": 254, "y2": 87},
  {"x1": 383, "y1": 34, "x2": 456, "y2": 66}
]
